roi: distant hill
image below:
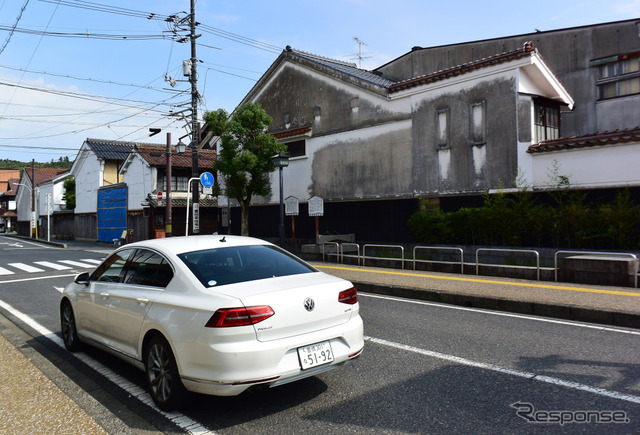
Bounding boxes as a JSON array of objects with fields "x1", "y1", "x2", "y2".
[{"x1": 0, "y1": 157, "x2": 73, "y2": 170}]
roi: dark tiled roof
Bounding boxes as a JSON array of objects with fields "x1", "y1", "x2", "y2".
[
  {"x1": 2, "y1": 177, "x2": 19, "y2": 197},
  {"x1": 84, "y1": 138, "x2": 161, "y2": 160},
  {"x1": 23, "y1": 167, "x2": 69, "y2": 186},
  {"x1": 389, "y1": 42, "x2": 536, "y2": 93},
  {"x1": 287, "y1": 47, "x2": 396, "y2": 88},
  {"x1": 134, "y1": 145, "x2": 217, "y2": 169},
  {"x1": 527, "y1": 127, "x2": 640, "y2": 153}
]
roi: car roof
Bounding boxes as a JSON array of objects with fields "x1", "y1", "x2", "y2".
[{"x1": 123, "y1": 235, "x2": 272, "y2": 256}]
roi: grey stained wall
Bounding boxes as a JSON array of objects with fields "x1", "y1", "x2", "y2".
[
  {"x1": 376, "y1": 19, "x2": 640, "y2": 137},
  {"x1": 257, "y1": 56, "x2": 525, "y2": 200},
  {"x1": 411, "y1": 78, "x2": 519, "y2": 194}
]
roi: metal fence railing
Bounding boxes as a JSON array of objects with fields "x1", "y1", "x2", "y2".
[
  {"x1": 413, "y1": 246, "x2": 464, "y2": 274},
  {"x1": 362, "y1": 244, "x2": 405, "y2": 270},
  {"x1": 475, "y1": 248, "x2": 541, "y2": 281}
]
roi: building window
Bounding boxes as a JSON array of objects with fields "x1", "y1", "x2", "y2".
[
  {"x1": 436, "y1": 108, "x2": 450, "y2": 149},
  {"x1": 159, "y1": 175, "x2": 189, "y2": 192},
  {"x1": 470, "y1": 100, "x2": 486, "y2": 145},
  {"x1": 534, "y1": 99, "x2": 560, "y2": 143},
  {"x1": 593, "y1": 53, "x2": 640, "y2": 100},
  {"x1": 285, "y1": 139, "x2": 306, "y2": 158}
]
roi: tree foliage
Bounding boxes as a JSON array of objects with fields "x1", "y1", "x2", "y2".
[
  {"x1": 204, "y1": 102, "x2": 287, "y2": 236},
  {"x1": 408, "y1": 164, "x2": 640, "y2": 250},
  {"x1": 62, "y1": 177, "x2": 76, "y2": 210}
]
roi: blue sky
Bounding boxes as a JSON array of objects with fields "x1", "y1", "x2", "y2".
[{"x1": 0, "y1": 0, "x2": 638, "y2": 162}]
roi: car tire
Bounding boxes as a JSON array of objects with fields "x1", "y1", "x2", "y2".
[
  {"x1": 145, "y1": 335, "x2": 185, "y2": 411},
  {"x1": 60, "y1": 301, "x2": 81, "y2": 352}
]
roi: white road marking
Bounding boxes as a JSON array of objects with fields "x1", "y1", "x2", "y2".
[
  {"x1": 81, "y1": 259, "x2": 103, "y2": 265},
  {"x1": 361, "y1": 292, "x2": 640, "y2": 336},
  {"x1": 0, "y1": 267, "x2": 14, "y2": 275},
  {"x1": 0, "y1": 299, "x2": 215, "y2": 435},
  {"x1": 59, "y1": 260, "x2": 99, "y2": 268},
  {"x1": 54, "y1": 286, "x2": 65, "y2": 293},
  {"x1": 8, "y1": 263, "x2": 45, "y2": 273},
  {"x1": 35, "y1": 261, "x2": 72, "y2": 270},
  {"x1": 0, "y1": 274, "x2": 76, "y2": 285},
  {"x1": 365, "y1": 335, "x2": 640, "y2": 405}
]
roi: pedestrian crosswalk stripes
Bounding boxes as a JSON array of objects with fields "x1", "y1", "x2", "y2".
[
  {"x1": 8, "y1": 263, "x2": 44, "y2": 273},
  {"x1": 59, "y1": 260, "x2": 100, "y2": 268},
  {"x1": 0, "y1": 258, "x2": 102, "y2": 276},
  {"x1": 34, "y1": 261, "x2": 72, "y2": 271}
]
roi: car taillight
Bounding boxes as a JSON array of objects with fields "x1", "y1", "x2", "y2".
[
  {"x1": 338, "y1": 287, "x2": 358, "y2": 304},
  {"x1": 206, "y1": 305, "x2": 274, "y2": 327}
]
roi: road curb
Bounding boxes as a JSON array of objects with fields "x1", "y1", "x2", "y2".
[
  {"x1": 3, "y1": 234, "x2": 68, "y2": 248},
  {"x1": 353, "y1": 281, "x2": 640, "y2": 329}
]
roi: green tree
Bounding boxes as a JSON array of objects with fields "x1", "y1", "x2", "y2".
[
  {"x1": 204, "y1": 102, "x2": 287, "y2": 236},
  {"x1": 62, "y1": 177, "x2": 76, "y2": 210}
]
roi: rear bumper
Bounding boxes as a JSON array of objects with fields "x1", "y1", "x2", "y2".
[{"x1": 179, "y1": 316, "x2": 364, "y2": 396}]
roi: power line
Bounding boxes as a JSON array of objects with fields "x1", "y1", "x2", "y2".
[
  {"x1": 37, "y1": 0, "x2": 172, "y2": 21},
  {"x1": 0, "y1": 0, "x2": 30, "y2": 56},
  {"x1": 0, "y1": 24, "x2": 174, "y2": 40},
  {"x1": 0, "y1": 64, "x2": 181, "y2": 93},
  {"x1": 0, "y1": 79, "x2": 184, "y2": 112}
]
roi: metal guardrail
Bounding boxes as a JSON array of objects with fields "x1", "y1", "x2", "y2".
[
  {"x1": 413, "y1": 246, "x2": 464, "y2": 274},
  {"x1": 554, "y1": 250, "x2": 638, "y2": 288},
  {"x1": 322, "y1": 241, "x2": 639, "y2": 288},
  {"x1": 475, "y1": 248, "x2": 541, "y2": 280},
  {"x1": 340, "y1": 243, "x2": 360, "y2": 265},
  {"x1": 322, "y1": 242, "x2": 340, "y2": 262},
  {"x1": 363, "y1": 244, "x2": 405, "y2": 270}
]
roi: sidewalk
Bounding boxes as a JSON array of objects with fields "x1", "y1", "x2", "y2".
[
  {"x1": 315, "y1": 262, "x2": 640, "y2": 329},
  {"x1": 0, "y1": 330, "x2": 107, "y2": 434}
]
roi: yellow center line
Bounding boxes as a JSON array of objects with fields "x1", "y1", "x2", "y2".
[{"x1": 315, "y1": 264, "x2": 640, "y2": 298}]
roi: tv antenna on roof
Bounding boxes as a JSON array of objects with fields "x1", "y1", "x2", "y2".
[{"x1": 352, "y1": 37, "x2": 372, "y2": 68}]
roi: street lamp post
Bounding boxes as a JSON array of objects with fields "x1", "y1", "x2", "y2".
[
  {"x1": 151, "y1": 129, "x2": 186, "y2": 237},
  {"x1": 272, "y1": 152, "x2": 290, "y2": 247}
]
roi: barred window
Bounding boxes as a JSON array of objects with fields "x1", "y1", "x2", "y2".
[
  {"x1": 593, "y1": 54, "x2": 640, "y2": 100},
  {"x1": 534, "y1": 99, "x2": 560, "y2": 143}
]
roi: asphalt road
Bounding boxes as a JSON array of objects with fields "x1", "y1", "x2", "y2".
[{"x1": 0, "y1": 236, "x2": 638, "y2": 433}]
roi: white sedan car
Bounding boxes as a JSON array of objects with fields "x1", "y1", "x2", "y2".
[{"x1": 60, "y1": 235, "x2": 364, "y2": 410}]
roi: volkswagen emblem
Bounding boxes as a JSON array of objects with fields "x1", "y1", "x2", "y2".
[{"x1": 303, "y1": 297, "x2": 315, "y2": 312}]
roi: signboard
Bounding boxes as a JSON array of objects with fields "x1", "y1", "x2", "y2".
[
  {"x1": 157, "y1": 191, "x2": 163, "y2": 203},
  {"x1": 192, "y1": 202, "x2": 200, "y2": 233},
  {"x1": 285, "y1": 196, "x2": 299, "y2": 216},
  {"x1": 308, "y1": 196, "x2": 324, "y2": 217}
]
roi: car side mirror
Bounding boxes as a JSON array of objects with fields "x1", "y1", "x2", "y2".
[{"x1": 74, "y1": 272, "x2": 90, "y2": 285}]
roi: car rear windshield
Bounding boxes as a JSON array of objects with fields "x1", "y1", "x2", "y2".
[{"x1": 177, "y1": 244, "x2": 316, "y2": 288}]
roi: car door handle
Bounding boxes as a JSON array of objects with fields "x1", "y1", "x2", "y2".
[
  {"x1": 100, "y1": 292, "x2": 110, "y2": 298},
  {"x1": 136, "y1": 297, "x2": 150, "y2": 305}
]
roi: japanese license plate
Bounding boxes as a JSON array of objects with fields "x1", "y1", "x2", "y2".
[{"x1": 298, "y1": 341, "x2": 334, "y2": 370}]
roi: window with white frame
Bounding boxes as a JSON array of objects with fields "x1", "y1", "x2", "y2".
[{"x1": 285, "y1": 139, "x2": 306, "y2": 158}]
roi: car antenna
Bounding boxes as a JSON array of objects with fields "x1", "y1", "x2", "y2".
[{"x1": 220, "y1": 236, "x2": 226, "y2": 242}]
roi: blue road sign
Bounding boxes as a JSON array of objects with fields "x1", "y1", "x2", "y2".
[{"x1": 200, "y1": 171, "x2": 214, "y2": 188}]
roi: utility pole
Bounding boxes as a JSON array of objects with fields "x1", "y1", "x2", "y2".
[
  {"x1": 31, "y1": 160, "x2": 35, "y2": 239},
  {"x1": 189, "y1": 0, "x2": 200, "y2": 234}
]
